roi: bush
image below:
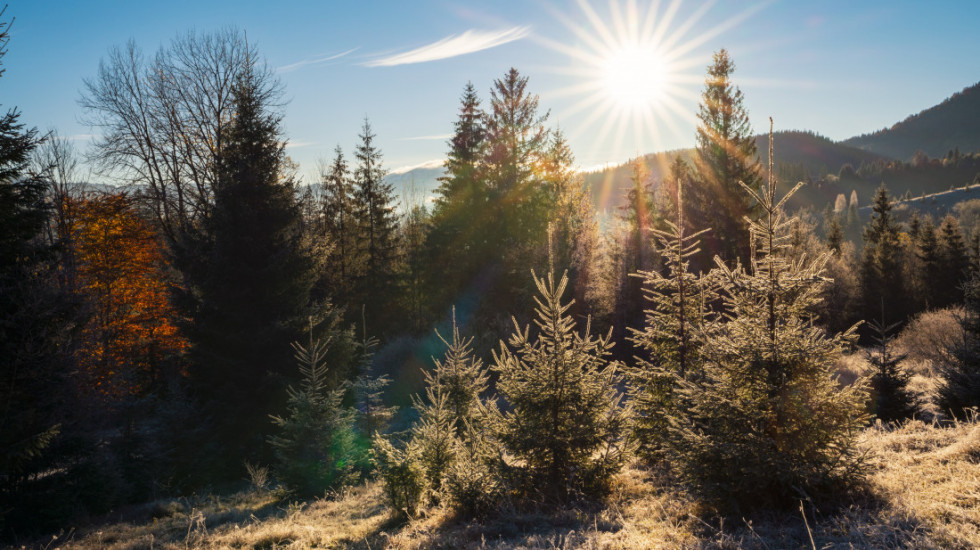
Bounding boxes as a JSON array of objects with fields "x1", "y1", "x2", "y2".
[
  {"x1": 372, "y1": 436, "x2": 424, "y2": 518},
  {"x1": 895, "y1": 307, "x2": 964, "y2": 372},
  {"x1": 669, "y1": 138, "x2": 868, "y2": 510},
  {"x1": 937, "y1": 277, "x2": 980, "y2": 417},
  {"x1": 269, "y1": 336, "x2": 357, "y2": 498},
  {"x1": 492, "y1": 271, "x2": 633, "y2": 504}
]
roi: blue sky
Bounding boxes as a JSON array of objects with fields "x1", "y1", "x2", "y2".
[{"x1": 4, "y1": 0, "x2": 979, "y2": 179}]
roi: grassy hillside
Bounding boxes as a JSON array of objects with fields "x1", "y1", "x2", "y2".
[
  {"x1": 19, "y1": 410, "x2": 980, "y2": 548},
  {"x1": 843, "y1": 82, "x2": 980, "y2": 161}
]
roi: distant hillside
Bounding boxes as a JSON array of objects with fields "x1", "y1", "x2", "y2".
[
  {"x1": 842, "y1": 82, "x2": 980, "y2": 161},
  {"x1": 384, "y1": 161, "x2": 445, "y2": 204},
  {"x1": 582, "y1": 131, "x2": 890, "y2": 212}
]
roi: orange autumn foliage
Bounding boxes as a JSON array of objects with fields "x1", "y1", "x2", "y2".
[{"x1": 70, "y1": 193, "x2": 186, "y2": 400}]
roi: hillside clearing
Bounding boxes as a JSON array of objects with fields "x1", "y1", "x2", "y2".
[{"x1": 15, "y1": 417, "x2": 980, "y2": 550}]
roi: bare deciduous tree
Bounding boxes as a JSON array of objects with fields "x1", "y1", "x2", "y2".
[{"x1": 79, "y1": 28, "x2": 281, "y2": 241}]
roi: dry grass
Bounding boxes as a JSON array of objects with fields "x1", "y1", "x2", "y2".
[{"x1": 13, "y1": 415, "x2": 980, "y2": 549}]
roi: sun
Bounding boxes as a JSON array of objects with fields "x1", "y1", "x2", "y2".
[
  {"x1": 601, "y1": 44, "x2": 669, "y2": 111},
  {"x1": 537, "y1": 0, "x2": 764, "y2": 191}
]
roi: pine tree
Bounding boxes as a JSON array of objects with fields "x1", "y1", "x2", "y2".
[
  {"x1": 915, "y1": 217, "x2": 940, "y2": 309},
  {"x1": 269, "y1": 325, "x2": 357, "y2": 497},
  {"x1": 938, "y1": 274, "x2": 980, "y2": 417},
  {"x1": 352, "y1": 119, "x2": 400, "y2": 334},
  {"x1": 482, "y1": 68, "x2": 551, "y2": 306},
  {"x1": 860, "y1": 184, "x2": 906, "y2": 328},
  {"x1": 846, "y1": 190, "x2": 859, "y2": 229},
  {"x1": 543, "y1": 127, "x2": 594, "y2": 298},
  {"x1": 865, "y1": 310, "x2": 919, "y2": 423},
  {"x1": 426, "y1": 82, "x2": 486, "y2": 313},
  {"x1": 493, "y1": 270, "x2": 632, "y2": 503},
  {"x1": 375, "y1": 311, "x2": 492, "y2": 513},
  {"x1": 0, "y1": 12, "x2": 81, "y2": 530},
  {"x1": 411, "y1": 312, "x2": 489, "y2": 500},
  {"x1": 629, "y1": 172, "x2": 714, "y2": 462},
  {"x1": 401, "y1": 194, "x2": 430, "y2": 333},
  {"x1": 693, "y1": 49, "x2": 762, "y2": 268},
  {"x1": 187, "y1": 55, "x2": 313, "y2": 474},
  {"x1": 825, "y1": 215, "x2": 844, "y2": 255},
  {"x1": 353, "y1": 331, "x2": 397, "y2": 472},
  {"x1": 428, "y1": 309, "x2": 491, "y2": 435},
  {"x1": 671, "y1": 125, "x2": 868, "y2": 509},
  {"x1": 937, "y1": 215, "x2": 969, "y2": 307},
  {"x1": 317, "y1": 145, "x2": 358, "y2": 307}
]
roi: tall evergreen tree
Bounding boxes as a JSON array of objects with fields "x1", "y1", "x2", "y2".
[
  {"x1": 692, "y1": 49, "x2": 762, "y2": 268},
  {"x1": 317, "y1": 145, "x2": 358, "y2": 307},
  {"x1": 401, "y1": 194, "x2": 431, "y2": 334},
  {"x1": 482, "y1": 68, "x2": 551, "y2": 307},
  {"x1": 187, "y1": 55, "x2": 313, "y2": 474},
  {"x1": 426, "y1": 82, "x2": 487, "y2": 313},
  {"x1": 937, "y1": 214, "x2": 969, "y2": 307},
  {"x1": 860, "y1": 184, "x2": 906, "y2": 328},
  {"x1": 352, "y1": 119, "x2": 400, "y2": 334},
  {"x1": 915, "y1": 217, "x2": 941, "y2": 309},
  {"x1": 616, "y1": 158, "x2": 657, "y2": 340}
]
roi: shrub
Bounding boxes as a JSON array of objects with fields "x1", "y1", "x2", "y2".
[
  {"x1": 268, "y1": 335, "x2": 356, "y2": 498},
  {"x1": 669, "y1": 129, "x2": 869, "y2": 510},
  {"x1": 493, "y1": 270, "x2": 633, "y2": 503},
  {"x1": 937, "y1": 276, "x2": 980, "y2": 417},
  {"x1": 372, "y1": 436, "x2": 424, "y2": 518},
  {"x1": 866, "y1": 316, "x2": 920, "y2": 422}
]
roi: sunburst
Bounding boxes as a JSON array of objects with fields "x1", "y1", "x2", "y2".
[{"x1": 536, "y1": 0, "x2": 765, "y2": 190}]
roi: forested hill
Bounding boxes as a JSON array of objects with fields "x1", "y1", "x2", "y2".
[
  {"x1": 582, "y1": 130, "x2": 890, "y2": 211},
  {"x1": 842, "y1": 81, "x2": 980, "y2": 160}
]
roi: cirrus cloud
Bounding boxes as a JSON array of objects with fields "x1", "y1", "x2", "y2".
[{"x1": 364, "y1": 26, "x2": 531, "y2": 67}]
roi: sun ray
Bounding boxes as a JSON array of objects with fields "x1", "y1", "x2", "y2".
[{"x1": 540, "y1": 0, "x2": 767, "y2": 169}]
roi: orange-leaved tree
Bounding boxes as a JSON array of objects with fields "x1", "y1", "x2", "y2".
[{"x1": 71, "y1": 192, "x2": 185, "y2": 400}]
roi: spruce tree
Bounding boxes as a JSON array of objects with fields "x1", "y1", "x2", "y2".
[
  {"x1": 482, "y1": 68, "x2": 551, "y2": 308},
  {"x1": 860, "y1": 184, "x2": 906, "y2": 328},
  {"x1": 629, "y1": 174, "x2": 714, "y2": 462},
  {"x1": 825, "y1": 215, "x2": 844, "y2": 255},
  {"x1": 187, "y1": 55, "x2": 313, "y2": 474},
  {"x1": 543, "y1": 127, "x2": 594, "y2": 301},
  {"x1": 493, "y1": 270, "x2": 632, "y2": 503},
  {"x1": 412, "y1": 311, "x2": 489, "y2": 499},
  {"x1": 0, "y1": 18, "x2": 71, "y2": 522},
  {"x1": 375, "y1": 312, "x2": 492, "y2": 513},
  {"x1": 865, "y1": 311, "x2": 919, "y2": 423},
  {"x1": 937, "y1": 215, "x2": 969, "y2": 307},
  {"x1": 915, "y1": 217, "x2": 940, "y2": 309},
  {"x1": 693, "y1": 49, "x2": 762, "y2": 268},
  {"x1": 353, "y1": 331, "x2": 397, "y2": 472},
  {"x1": 352, "y1": 119, "x2": 400, "y2": 334},
  {"x1": 426, "y1": 82, "x2": 486, "y2": 313},
  {"x1": 317, "y1": 145, "x2": 358, "y2": 307},
  {"x1": 937, "y1": 274, "x2": 980, "y2": 417},
  {"x1": 671, "y1": 126, "x2": 868, "y2": 509},
  {"x1": 269, "y1": 326, "x2": 356, "y2": 497}
]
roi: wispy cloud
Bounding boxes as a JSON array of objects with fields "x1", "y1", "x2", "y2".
[
  {"x1": 364, "y1": 26, "x2": 530, "y2": 67},
  {"x1": 388, "y1": 159, "x2": 445, "y2": 175},
  {"x1": 285, "y1": 140, "x2": 317, "y2": 149},
  {"x1": 66, "y1": 133, "x2": 96, "y2": 142},
  {"x1": 277, "y1": 48, "x2": 358, "y2": 73},
  {"x1": 398, "y1": 133, "x2": 453, "y2": 141}
]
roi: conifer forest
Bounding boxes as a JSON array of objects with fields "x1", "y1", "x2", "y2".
[{"x1": 4, "y1": 2, "x2": 980, "y2": 548}]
